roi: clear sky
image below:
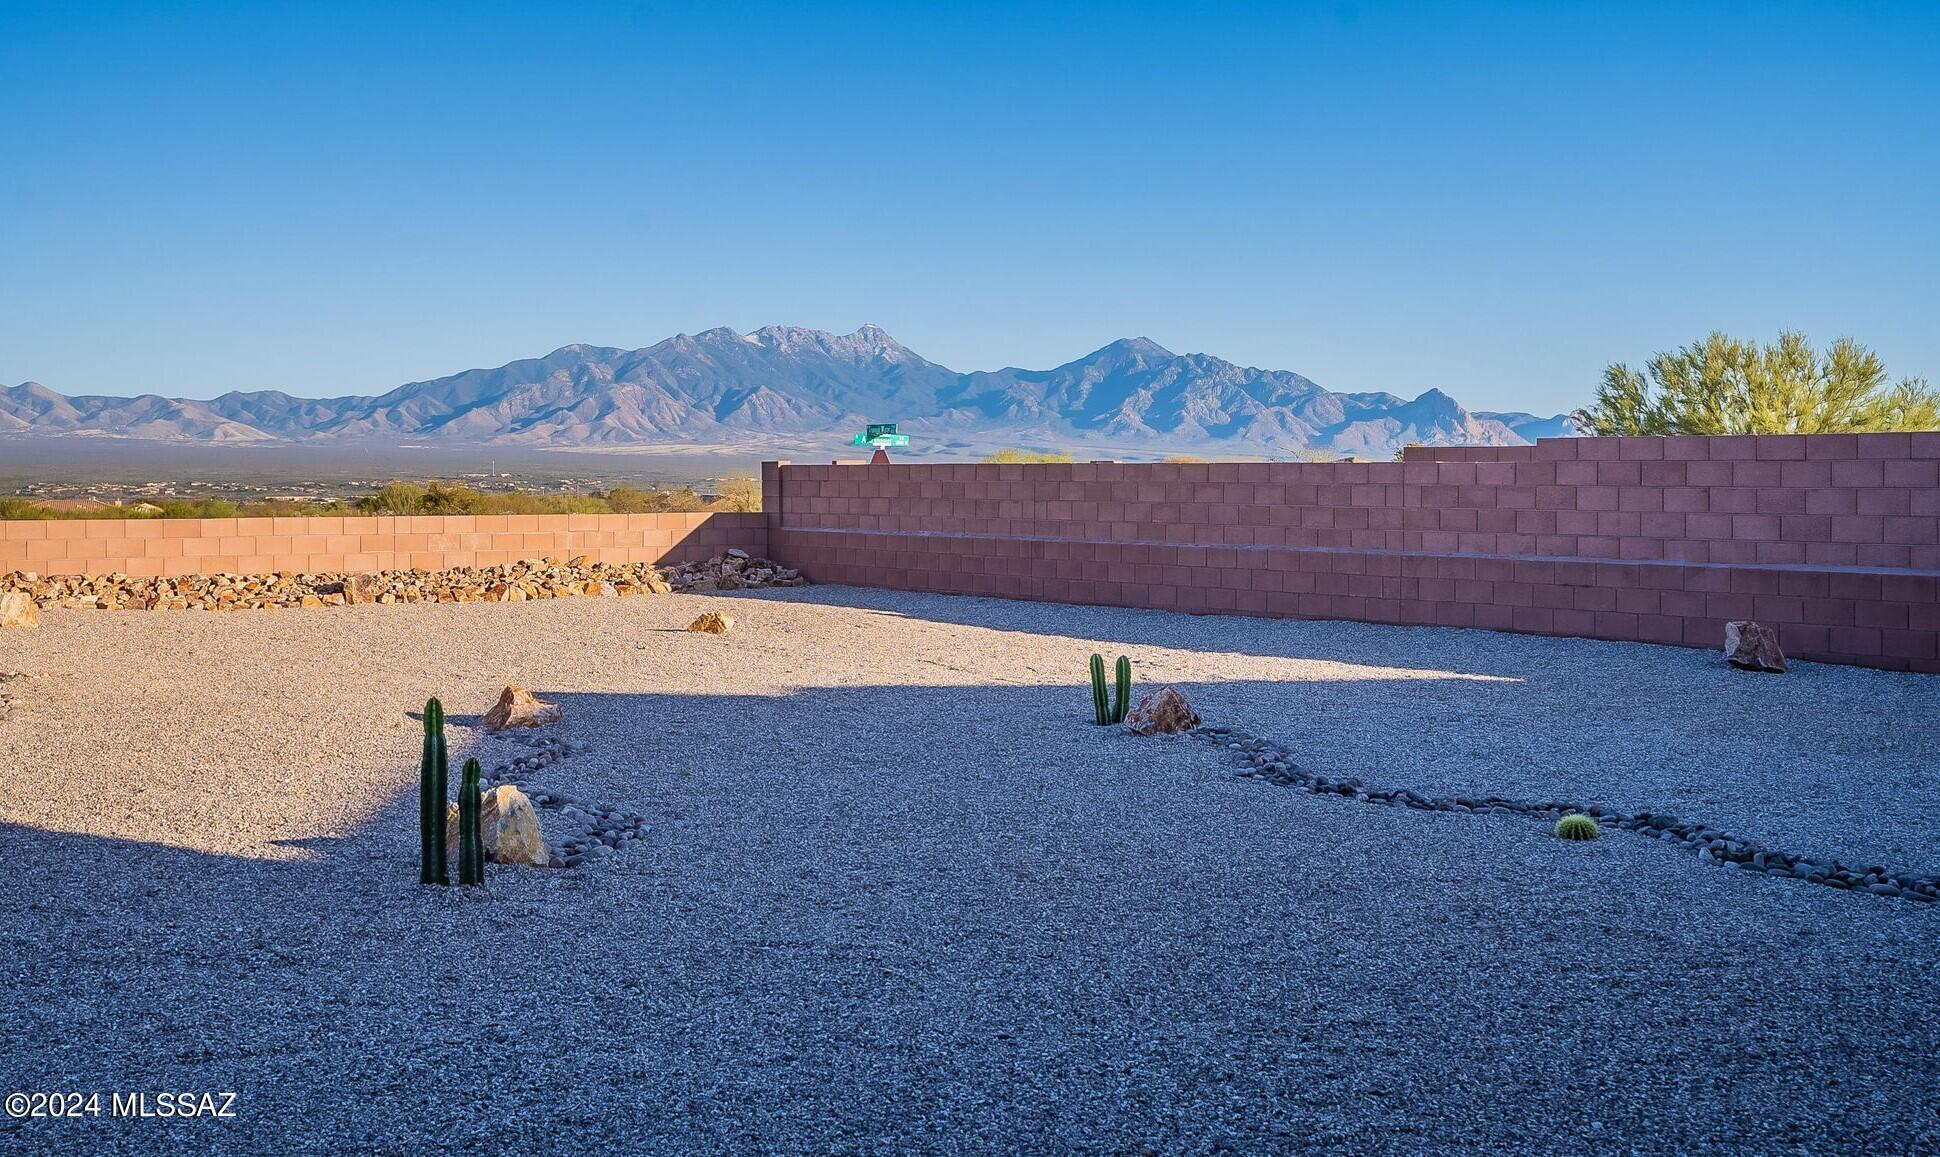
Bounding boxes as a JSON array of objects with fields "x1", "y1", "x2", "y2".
[{"x1": 3, "y1": 1, "x2": 1936, "y2": 416}]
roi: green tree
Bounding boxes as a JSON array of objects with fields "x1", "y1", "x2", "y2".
[{"x1": 1577, "y1": 331, "x2": 1939, "y2": 436}]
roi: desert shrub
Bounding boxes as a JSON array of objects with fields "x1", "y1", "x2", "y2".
[
  {"x1": 714, "y1": 475, "x2": 761, "y2": 512},
  {"x1": 983, "y1": 448, "x2": 1075, "y2": 464},
  {"x1": 0, "y1": 499, "x2": 52, "y2": 520},
  {"x1": 356, "y1": 481, "x2": 430, "y2": 514},
  {"x1": 602, "y1": 486, "x2": 664, "y2": 513}
]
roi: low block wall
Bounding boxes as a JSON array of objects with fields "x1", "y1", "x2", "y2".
[
  {"x1": 0, "y1": 512, "x2": 766, "y2": 578},
  {"x1": 762, "y1": 433, "x2": 1940, "y2": 673}
]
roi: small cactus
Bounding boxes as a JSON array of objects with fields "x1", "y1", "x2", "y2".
[
  {"x1": 418, "y1": 697, "x2": 451, "y2": 885},
  {"x1": 457, "y1": 757, "x2": 485, "y2": 886},
  {"x1": 1555, "y1": 813, "x2": 1601, "y2": 841},
  {"x1": 1090, "y1": 654, "x2": 1133, "y2": 725}
]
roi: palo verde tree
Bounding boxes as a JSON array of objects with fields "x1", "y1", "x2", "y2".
[{"x1": 1576, "y1": 331, "x2": 1939, "y2": 436}]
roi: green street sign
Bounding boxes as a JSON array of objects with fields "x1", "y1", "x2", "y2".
[{"x1": 853, "y1": 423, "x2": 911, "y2": 447}]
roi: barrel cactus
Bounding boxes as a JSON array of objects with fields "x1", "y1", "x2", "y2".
[{"x1": 1555, "y1": 814, "x2": 1601, "y2": 841}]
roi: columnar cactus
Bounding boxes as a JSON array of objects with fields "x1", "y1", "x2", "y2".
[
  {"x1": 1089, "y1": 654, "x2": 1134, "y2": 725},
  {"x1": 458, "y1": 757, "x2": 485, "y2": 886},
  {"x1": 418, "y1": 697, "x2": 450, "y2": 885}
]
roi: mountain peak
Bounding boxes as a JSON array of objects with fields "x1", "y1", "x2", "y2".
[
  {"x1": 0, "y1": 329, "x2": 1569, "y2": 457},
  {"x1": 1100, "y1": 337, "x2": 1174, "y2": 359}
]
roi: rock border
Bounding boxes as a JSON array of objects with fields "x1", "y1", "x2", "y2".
[{"x1": 1195, "y1": 725, "x2": 1938, "y2": 905}]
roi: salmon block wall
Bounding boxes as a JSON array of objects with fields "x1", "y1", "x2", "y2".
[
  {"x1": 0, "y1": 512, "x2": 767, "y2": 579},
  {"x1": 762, "y1": 433, "x2": 1940, "y2": 673}
]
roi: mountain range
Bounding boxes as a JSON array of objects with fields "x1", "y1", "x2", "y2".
[{"x1": 0, "y1": 325, "x2": 1575, "y2": 458}]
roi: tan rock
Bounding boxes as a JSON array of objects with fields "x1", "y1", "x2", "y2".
[
  {"x1": 482, "y1": 685, "x2": 562, "y2": 731},
  {"x1": 445, "y1": 784, "x2": 550, "y2": 867},
  {"x1": 687, "y1": 611, "x2": 735, "y2": 635},
  {"x1": 1724, "y1": 620, "x2": 1787, "y2": 673},
  {"x1": 1123, "y1": 686, "x2": 1201, "y2": 735},
  {"x1": 0, "y1": 592, "x2": 39, "y2": 628}
]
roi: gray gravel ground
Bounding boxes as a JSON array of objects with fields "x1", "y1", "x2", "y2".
[{"x1": 0, "y1": 586, "x2": 1936, "y2": 1153}]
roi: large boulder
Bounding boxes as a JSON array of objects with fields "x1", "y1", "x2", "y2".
[
  {"x1": 482, "y1": 685, "x2": 562, "y2": 731},
  {"x1": 343, "y1": 574, "x2": 379, "y2": 605},
  {"x1": 1724, "y1": 620, "x2": 1787, "y2": 673},
  {"x1": 687, "y1": 611, "x2": 735, "y2": 635},
  {"x1": 1124, "y1": 686, "x2": 1201, "y2": 735},
  {"x1": 0, "y1": 592, "x2": 39, "y2": 629},
  {"x1": 445, "y1": 784, "x2": 550, "y2": 867}
]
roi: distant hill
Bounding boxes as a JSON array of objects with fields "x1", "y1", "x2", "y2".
[{"x1": 1, "y1": 326, "x2": 1575, "y2": 458}]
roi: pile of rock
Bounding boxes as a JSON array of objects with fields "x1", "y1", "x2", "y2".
[
  {"x1": 662, "y1": 548, "x2": 805, "y2": 592},
  {"x1": 0, "y1": 552, "x2": 805, "y2": 614}
]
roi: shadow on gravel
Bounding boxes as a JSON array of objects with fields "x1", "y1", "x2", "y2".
[
  {"x1": 4, "y1": 668, "x2": 1938, "y2": 1152},
  {"x1": 719, "y1": 583, "x2": 1612, "y2": 679}
]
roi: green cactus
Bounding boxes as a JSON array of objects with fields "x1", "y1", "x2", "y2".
[
  {"x1": 458, "y1": 757, "x2": 485, "y2": 886},
  {"x1": 418, "y1": 697, "x2": 450, "y2": 885},
  {"x1": 1088, "y1": 654, "x2": 1134, "y2": 725},
  {"x1": 1555, "y1": 813, "x2": 1601, "y2": 841}
]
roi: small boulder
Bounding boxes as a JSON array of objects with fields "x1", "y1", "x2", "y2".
[
  {"x1": 344, "y1": 574, "x2": 379, "y2": 605},
  {"x1": 1724, "y1": 620, "x2": 1787, "y2": 673},
  {"x1": 445, "y1": 784, "x2": 550, "y2": 867},
  {"x1": 1123, "y1": 686, "x2": 1201, "y2": 735},
  {"x1": 687, "y1": 611, "x2": 735, "y2": 635},
  {"x1": 0, "y1": 592, "x2": 39, "y2": 629},
  {"x1": 482, "y1": 685, "x2": 562, "y2": 731}
]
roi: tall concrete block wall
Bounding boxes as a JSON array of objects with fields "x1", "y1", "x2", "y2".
[{"x1": 763, "y1": 433, "x2": 1940, "y2": 673}]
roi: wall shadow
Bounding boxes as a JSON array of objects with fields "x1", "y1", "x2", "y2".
[
  {"x1": 712, "y1": 582, "x2": 1695, "y2": 682},
  {"x1": 4, "y1": 669, "x2": 1933, "y2": 1149}
]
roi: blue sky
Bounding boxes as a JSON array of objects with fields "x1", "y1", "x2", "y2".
[{"x1": 2, "y1": 1, "x2": 1936, "y2": 416}]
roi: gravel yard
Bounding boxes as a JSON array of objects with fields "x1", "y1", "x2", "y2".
[{"x1": 1, "y1": 586, "x2": 1936, "y2": 1153}]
